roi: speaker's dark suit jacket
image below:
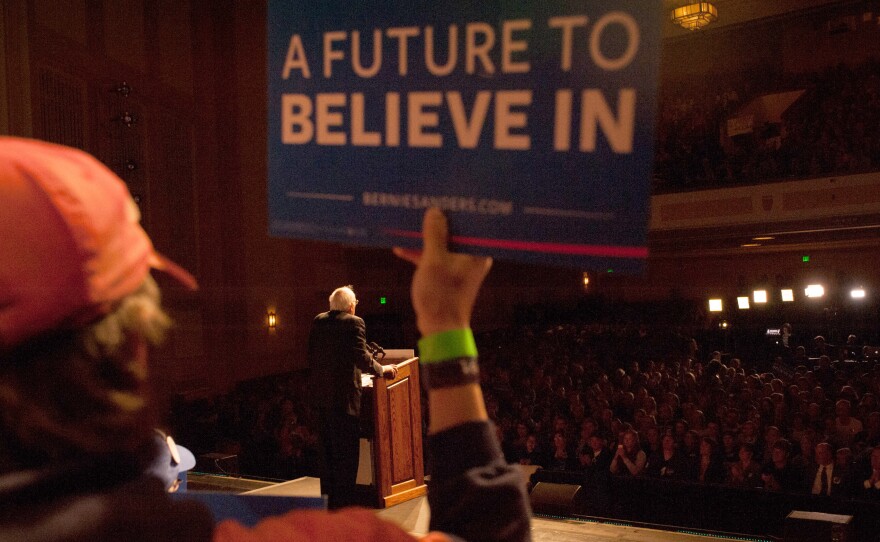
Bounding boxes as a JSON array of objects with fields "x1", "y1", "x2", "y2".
[{"x1": 307, "y1": 310, "x2": 382, "y2": 417}]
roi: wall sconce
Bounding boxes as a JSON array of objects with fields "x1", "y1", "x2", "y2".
[{"x1": 267, "y1": 311, "x2": 277, "y2": 330}]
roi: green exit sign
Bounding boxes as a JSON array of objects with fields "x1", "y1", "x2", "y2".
[
  {"x1": 802, "y1": 256, "x2": 810, "y2": 262},
  {"x1": 380, "y1": 297, "x2": 386, "y2": 305}
]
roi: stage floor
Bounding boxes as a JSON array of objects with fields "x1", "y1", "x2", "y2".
[{"x1": 241, "y1": 476, "x2": 756, "y2": 541}]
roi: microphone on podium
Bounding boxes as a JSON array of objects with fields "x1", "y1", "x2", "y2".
[{"x1": 368, "y1": 341, "x2": 386, "y2": 360}]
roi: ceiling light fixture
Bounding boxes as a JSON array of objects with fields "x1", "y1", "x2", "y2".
[{"x1": 671, "y1": 2, "x2": 718, "y2": 31}]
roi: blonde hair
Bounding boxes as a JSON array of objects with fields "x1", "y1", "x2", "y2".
[
  {"x1": 83, "y1": 275, "x2": 171, "y2": 359},
  {"x1": 0, "y1": 276, "x2": 170, "y2": 470}
]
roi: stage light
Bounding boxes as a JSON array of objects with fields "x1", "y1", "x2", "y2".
[
  {"x1": 719, "y1": 320, "x2": 729, "y2": 329},
  {"x1": 267, "y1": 311, "x2": 277, "y2": 330},
  {"x1": 781, "y1": 289, "x2": 794, "y2": 302},
  {"x1": 583, "y1": 272, "x2": 590, "y2": 288},
  {"x1": 708, "y1": 299, "x2": 723, "y2": 312},
  {"x1": 753, "y1": 290, "x2": 768, "y2": 304},
  {"x1": 851, "y1": 288, "x2": 866, "y2": 299},
  {"x1": 737, "y1": 297, "x2": 750, "y2": 309},
  {"x1": 805, "y1": 284, "x2": 824, "y2": 298}
]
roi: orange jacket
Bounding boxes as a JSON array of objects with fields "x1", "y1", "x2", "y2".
[{"x1": 214, "y1": 507, "x2": 452, "y2": 542}]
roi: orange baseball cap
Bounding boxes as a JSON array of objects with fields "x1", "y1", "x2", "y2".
[{"x1": 0, "y1": 137, "x2": 197, "y2": 350}]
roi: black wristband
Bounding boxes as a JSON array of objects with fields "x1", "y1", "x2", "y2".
[{"x1": 422, "y1": 357, "x2": 481, "y2": 389}]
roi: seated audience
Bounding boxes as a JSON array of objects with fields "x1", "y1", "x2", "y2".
[
  {"x1": 805, "y1": 442, "x2": 849, "y2": 497},
  {"x1": 579, "y1": 434, "x2": 613, "y2": 473},
  {"x1": 855, "y1": 446, "x2": 880, "y2": 499},
  {"x1": 547, "y1": 431, "x2": 578, "y2": 471},
  {"x1": 728, "y1": 443, "x2": 762, "y2": 489},
  {"x1": 695, "y1": 437, "x2": 726, "y2": 484},
  {"x1": 835, "y1": 399, "x2": 864, "y2": 447},
  {"x1": 761, "y1": 439, "x2": 802, "y2": 493},
  {"x1": 610, "y1": 429, "x2": 647, "y2": 477},
  {"x1": 645, "y1": 434, "x2": 689, "y2": 480}
]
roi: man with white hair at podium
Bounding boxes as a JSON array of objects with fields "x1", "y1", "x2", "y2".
[{"x1": 308, "y1": 284, "x2": 398, "y2": 509}]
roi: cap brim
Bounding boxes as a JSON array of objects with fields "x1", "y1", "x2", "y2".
[
  {"x1": 149, "y1": 251, "x2": 198, "y2": 291},
  {"x1": 176, "y1": 445, "x2": 196, "y2": 472}
]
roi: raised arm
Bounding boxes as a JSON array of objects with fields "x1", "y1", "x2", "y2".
[
  {"x1": 394, "y1": 208, "x2": 531, "y2": 542},
  {"x1": 394, "y1": 208, "x2": 492, "y2": 432}
]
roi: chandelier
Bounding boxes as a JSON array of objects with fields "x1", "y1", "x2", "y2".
[{"x1": 671, "y1": 2, "x2": 718, "y2": 31}]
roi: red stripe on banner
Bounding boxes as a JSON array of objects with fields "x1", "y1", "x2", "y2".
[{"x1": 383, "y1": 229, "x2": 648, "y2": 259}]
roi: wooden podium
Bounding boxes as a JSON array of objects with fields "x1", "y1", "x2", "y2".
[{"x1": 359, "y1": 349, "x2": 426, "y2": 508}]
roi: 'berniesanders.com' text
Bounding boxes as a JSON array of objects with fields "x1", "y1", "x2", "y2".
[{"x1": 363, "y1": 192, "x2": 513, "y2": 216}]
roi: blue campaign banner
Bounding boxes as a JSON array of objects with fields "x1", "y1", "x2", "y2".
[{"x1": 268, "y1": 1, "x2": 661, "y2": 271}]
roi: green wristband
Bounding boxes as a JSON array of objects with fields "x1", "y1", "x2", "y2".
[{"x1": 418, "y1": 328, "x2": 477, "y2": 363}]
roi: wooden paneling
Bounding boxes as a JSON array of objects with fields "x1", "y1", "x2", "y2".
[
  {"x1": 34, "y1": 66, "x2": 87, "y2": 148},
  {"x1": 2, "y1": 0, "x2": 32, "y2": 136},
  {"x1": 32, "y1": 0, "x2": 87, "y2": 45},
  {"x1": 147, "y1": 107, "x2": 199, "y2": 274},
  {"x1": 156, "y1": 0, "x2": 193, "y2": 95},
  {"x1": 108, "y1": 94, "x2": 147, "y2": 206},
  {"x1": 2, "y1": 0, "x2": 242, "y2": 395},
  {"x1": 0, "y1": 1, "x2": 8, "y2": 134},
  {"x1": 103, "y1": 0, "x2": 146, "y2": 72}
]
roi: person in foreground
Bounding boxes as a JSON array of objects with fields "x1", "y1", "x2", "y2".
[{"x1": 0, "y1": 136, "x2": 531, "y2": 542}]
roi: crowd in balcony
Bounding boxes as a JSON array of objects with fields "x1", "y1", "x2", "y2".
[{"x1": 653, "y1": 57, "x2": 880, "y2": 191}]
